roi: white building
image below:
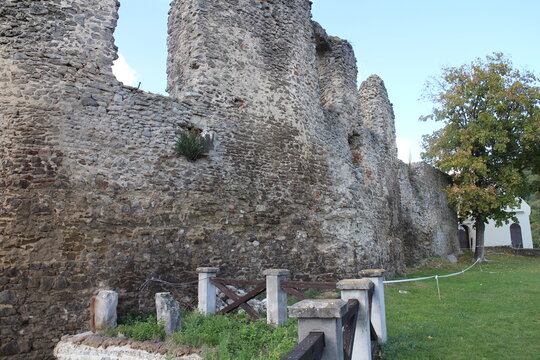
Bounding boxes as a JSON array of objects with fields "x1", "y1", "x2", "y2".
[{"x1": 459, "y1": 200, "x2": 533, "y2": 249}]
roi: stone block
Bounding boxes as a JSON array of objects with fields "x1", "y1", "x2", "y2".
[
  {"x1": 0, "y1": 290, "x2": 16, "y2": 305},
  {"x1": 93, "y1": 290, "x2": 118, "y2": 332},
  {"x1": 289, "y1": 299, "x2": 347, "y2": 360},
  {"x1": 198, "y1": 267, "x2": 218, "y2": 314},
  {"x1": 358, "y1": 269, "x2": 387, "y2": 343},
  {"x1": 358, "y1": 269, "x2": 386, "y2": 277},
  {"x1": 155, "y1": 292, "x2": 181, "y2": 335},
  {"x1": 288, "y1": 299, "x2": 347, "y2": 319},
  {"x1": 340, "y1": 284, "x2": 372, "y2": 360},
  {"x1": 196, "y1": 267, "x2": 219, "y2": 274},
  {"x1": 265, "y1": 269, "x2": 289, "y2": 326},
  {"x1": 262, "y1": 269, "x2": 290, "y2": 276},
  {"x1": 336, "y1": 279, "x2": 374, "y2": 290}
]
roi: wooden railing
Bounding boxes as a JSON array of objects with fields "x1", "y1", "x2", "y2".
[
  {"x1": 281, "y1": 332, "x2": 325, "y2": 360},
  {"x1": 367, "y1": 286, "x2": 378, "y2": 354},
  {"x1": 196, "y1": 267, "x2": 386, "y2": 360},
  {"x1": 342, "y1": 299, "x2": 360, "y2": 360},
  {"x1": 209, "y1": 277, "x2": 266, "y2": 320},
  {"x1": 281, "y1": 280, "x2": 337, "y2": 300}
]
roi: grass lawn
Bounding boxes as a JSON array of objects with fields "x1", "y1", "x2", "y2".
[{"x1": 380, "y1": 252, "x2": 540, "y2": 360}]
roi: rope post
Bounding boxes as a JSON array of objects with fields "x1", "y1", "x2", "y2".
[
  {"x1": 359, "y1": 269, "x2": 387, "y2": 343},
  {"x1": 289, "y1": 299, "x2": 347, "y2": 360},
  {"x1": 197, "y1": 267, "x2": 219, "y2": 315},
  {"x1": 337, "y1": 279, "x2": 374, "y2": 360},
  {"x1": 264, "y1": 269, "x2": 290, "y2": 326}
]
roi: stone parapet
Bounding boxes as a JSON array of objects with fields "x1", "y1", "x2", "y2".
[{"x1": 289, "y1": 299, "x2": 347, "y2": 319}]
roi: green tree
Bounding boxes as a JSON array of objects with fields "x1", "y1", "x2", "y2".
[
  {"x1": 422, "y1": 53, "x2": 540, "y2": 260},
  {"x1": 525, "y1": 172, "x2": 540, "y2": 247}
]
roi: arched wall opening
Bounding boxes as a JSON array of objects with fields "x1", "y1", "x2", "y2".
[
  {"x1": 458, "y1": 225, "x2": 470, "y2": 249},
  {"x1": 510, "y1": 223, "x2": 524, "y2": 248},
  {"x1": 112, "y1": 0, "x2": 171, "y2": 95}
]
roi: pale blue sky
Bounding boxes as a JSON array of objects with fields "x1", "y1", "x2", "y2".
[{"x1": 113, "y1": 0, "x2": 540, "y2": 161}]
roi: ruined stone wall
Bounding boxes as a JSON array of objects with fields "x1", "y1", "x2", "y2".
[
  {"x1": 165, "y1": 0, "x2": 406, "y2": 274},
  {"x1": 1, "y1": 0, "x2": 456, "y2": 358},
  {"x1": 399, "y1": 162, "x2": 460, "y2": 264},
  {"x1": 1, "y1": 1, "x2": 121, "y2": 357}
]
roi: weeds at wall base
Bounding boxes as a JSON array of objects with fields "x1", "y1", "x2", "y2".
[{"x1": 107, "y1": 312, "x2": 297, "y2": 360}]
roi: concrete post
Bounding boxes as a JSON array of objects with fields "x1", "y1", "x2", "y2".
[
  {"x1": 197, "y1": 267, "x2": 219, "y2": 314},
  {"x1": 359, "y1": 269, "x2": 387, "y2": 343},
  {"x1": 263, "y1": 269, "x2": 290, "y2": 326},
  {"x1": 289, "y1": 299, "x2": 347, "y2": 360},
  {"x1": 337, "y1": 279, "x2": 374, "y2": 360},
  {"x1": 93, "y1": 290, "x2": 118, "y2": 332},
  {"x1": 155, "y1": 292, "x2": 181, "y2": 335}
]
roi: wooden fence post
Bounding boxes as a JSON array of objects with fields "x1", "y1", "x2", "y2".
[
  {"x1": 264, "y1": 269, "x2": 290, "y2": 326},
  {"x1": 359, "y1": 269, "x2": 387, "y2": 343},
  {"x1": 197, "y1": 267, "x2": 219, "y2": 315},
  {"x1": 337, "y1": 279, "x2": 374, "y2": 360},
  {"x1": 289, "y1": 299, "x2": 347, "y2": 360}
]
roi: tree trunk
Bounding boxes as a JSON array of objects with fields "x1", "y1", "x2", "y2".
[{"x1": 474, "y1": 216, "x2": 486, "y2": 261}]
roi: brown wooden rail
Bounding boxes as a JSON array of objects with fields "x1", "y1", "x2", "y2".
[
  {"x1": 281, "y1": 332, "x2": 325, "y2": 360},
  {"x1": 368, "y1": 287, "x2": 378, "y2": 355},
  {"x1": 281, "y1": 281, "x2": 337, "y2": 290},
  {"x1": 342, "y1": 299, "x2": 359, "y2": 360},
  {"x1": 210, "y1": 277, "x2": 266, "y2": 320},
  {"x1": 281, "y1": 280, "x2": 337, "y2": 301}
]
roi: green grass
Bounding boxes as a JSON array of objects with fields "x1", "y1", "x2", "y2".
[
  {"x1": 380, "y1": 252, "x2": 540, "y2": 360},
  {"x1": 108, "y1": 312, "x2": 297, "y2": 359},
  {"x1": 172, "y1": 312, "x2": 297, "y2": 360},
  {"x1": 106, "y1": 315, "x2": 166, "y2": 341}
]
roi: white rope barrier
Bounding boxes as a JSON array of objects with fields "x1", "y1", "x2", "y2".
[
  {"x1": 383, "y1": 259, "x2": 480, "y2": 284},
  {"x1": 139, "y1": 259, "x2": 481, "y2": 293}
]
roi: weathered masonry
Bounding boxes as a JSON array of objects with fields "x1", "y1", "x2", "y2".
[{"x1": 0, "y1": 0, "x2": 459, "y2": 358}]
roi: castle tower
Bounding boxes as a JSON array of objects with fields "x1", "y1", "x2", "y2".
[
  {"x1": 0, "y1": 0, "x2": 119, "y2": 204},
  {"x1": 359, "y1": 75, "x2": 398, "y2": 156},
  {"x1": 167, "y1": 0, "x2": 322, "y2": 128},
  {"x1": 0, "y1": 1, "x2": 119, "y2": 358}
]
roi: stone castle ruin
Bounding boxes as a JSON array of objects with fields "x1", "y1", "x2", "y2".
[{"x1": 0, "y1": 0, "x2": 458, "y2": 358}]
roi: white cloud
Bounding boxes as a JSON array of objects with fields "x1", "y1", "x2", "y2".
[
  {"x1": 396, "y1": 137, "x2": 412, "y2": 163},
  {"x1": 112, "y1": 53, "x2": 138, "y2": 86},
  {"x1": 396, "y1": 137, "x2": 422, "y2": 163}
]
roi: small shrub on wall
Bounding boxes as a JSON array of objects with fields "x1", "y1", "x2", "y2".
[{"x1": 174, "y1": 129, "x2": 211, "y2": 161}]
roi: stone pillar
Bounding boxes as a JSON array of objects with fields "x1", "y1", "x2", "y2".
[
  {"x1": 289, "y1": 299, "x2": 347, "y2": 360},
  {"x1": 197, "y1": 267, "x2": 219, "y2": 314},
  {"x1": 93, "y1": 290, "x2": 118, "y2": 332},
  {"x1": 359, "y1": 269, "x2": 387, "y2": 343},
  {"x1": 337, "y1": 279, "x2": 374, "y2": 360},
  {"x1": 264, "y1": 269, "x2": 290, "y2": 326},
  {"x1": 155, "y1": 292, "x2": 181, "y2": 335}
]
